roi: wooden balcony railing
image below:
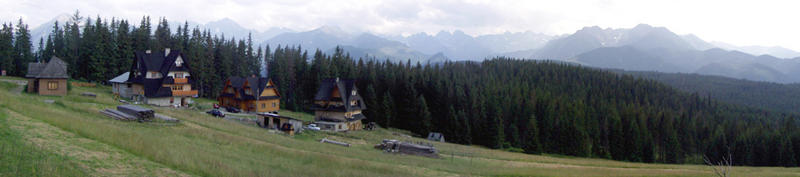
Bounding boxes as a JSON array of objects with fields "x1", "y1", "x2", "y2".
[
  {"x1": 174, "y1": 78, "x2": 188, "y2": 84},
  {"x1": 172, "y1": 90, "x2": 198, "y2": 96}
]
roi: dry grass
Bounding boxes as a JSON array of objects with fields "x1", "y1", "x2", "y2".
[{"x1": 1, "y1": 77, "x2": 799, "y2": 177}]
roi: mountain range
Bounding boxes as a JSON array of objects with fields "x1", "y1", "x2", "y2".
[
  {"x1": 538, "y1": 24, "x2": 800, "y2": 83},
  {"x1": 28, "y1": 15, "x2": 800, "y2": 83}
]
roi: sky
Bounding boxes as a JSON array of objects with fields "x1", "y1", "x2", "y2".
[{"x1": 1, "y1": 0, "x2": 799, "y2": 51}]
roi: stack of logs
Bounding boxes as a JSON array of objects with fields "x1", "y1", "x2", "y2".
[
  {"x1": 100, "y1": 105, "x2": 155, "y2": 122},
  {"x1": 374, "y1": 139, "x2": 439, "y2": 158}
]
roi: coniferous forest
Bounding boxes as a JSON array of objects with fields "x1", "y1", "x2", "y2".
[{"x1": 2, "y1": 12, "x2": 800, "y2": 167}]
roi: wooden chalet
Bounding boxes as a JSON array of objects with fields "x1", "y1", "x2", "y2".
[
  {"x1": 127, "y1": 48, "x2": 198, "y2": 107},
  {"x1": 310, "y1": 78, "x2": 366, "y2": 131},
  {"x1": 218, "y1": 76, "x2": 280, "y2": 113},
  {"x1": 25, "y1": 56, "x2": 68, "y2": 96}
]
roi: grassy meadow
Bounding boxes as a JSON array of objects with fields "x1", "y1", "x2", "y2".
[{"x1": 1, "y1": 77, "x2": 799, "y2": 176}]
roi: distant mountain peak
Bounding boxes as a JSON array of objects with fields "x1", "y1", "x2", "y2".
[{"x1": 632, "y1": 24, "x2": 653, "y2": 30}]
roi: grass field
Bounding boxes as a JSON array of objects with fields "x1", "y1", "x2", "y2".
[{"x1": 1, "y1": 77, "x2": 799, "y2": 176}]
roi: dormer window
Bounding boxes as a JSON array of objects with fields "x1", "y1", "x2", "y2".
[
  {"x1": 175, "y1": 56, "x2": 184, "y2": 67},
  {"x1": 351, "y1": 90, "x2": 356, "y2": 96}
]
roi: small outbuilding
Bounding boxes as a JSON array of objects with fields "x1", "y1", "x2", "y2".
[
  {"x1": 109, "y1": 72, "x2": 133, "y2": 99},
  {"x1": 427, "y1": 132, "x2": 445, "y2": 142},
  {"x1": 257, "y1": 113, "x2": 304, "y2": 135},
  {"x1": 26, "y1": 56, "x2": 69, "y2": 96}
]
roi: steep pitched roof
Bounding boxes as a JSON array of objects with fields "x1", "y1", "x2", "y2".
[
  {"x1": 220, "y1": 76, "x2": 279, "y2": 101},
  {"x1": 311, "y1": 78, "x2": 366, "y2": 112},
  {"x1": 109, "y1": 72, "x2": 130, "y2": 83},
  {"x1": 127, "y1": 50, "x2": 195, "y2": 98},
  {"x1": 26, "y1": 57, "x2": 68, "y2": 79}
]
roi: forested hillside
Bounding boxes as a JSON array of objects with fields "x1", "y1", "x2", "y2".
[
  {"x1": 3, "y1": 13, "x2": 800, "y2": 167},
  {"x1": 268, "y1": 48, "x2": 800, "y2": 166},
  {"x1": 624, "y1": 71, "x2": 800, "y2": 114}
]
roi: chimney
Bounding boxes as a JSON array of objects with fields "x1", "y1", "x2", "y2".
[
  {"x1": 145, "y1": 50, "x2": 151, "y2": 54},
  {"x1": 164, "y1": 48, "x2": 171, "y2": 56}
]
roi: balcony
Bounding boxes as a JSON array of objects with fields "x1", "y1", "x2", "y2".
[
  {"x1": 174, "y1": 78, "x2": 188, "y2": 84},
  {"x1": 172, "y1": 90, "x2": 198, "y2": 97}
]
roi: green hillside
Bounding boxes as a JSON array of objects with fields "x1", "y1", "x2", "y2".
[{"x1": 1, "y1": 78, "x2": 800, "y2": 176}]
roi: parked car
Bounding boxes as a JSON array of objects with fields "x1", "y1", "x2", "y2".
[
  {"x1": 206, "y1": 109, "x2": 225, "y2": 117},
  {"x1": 305, "y1": 124, "x2": 321, "y2": 131},
  {"x1": 225, "y1": 106, "x2": 241, "y2": 113}
]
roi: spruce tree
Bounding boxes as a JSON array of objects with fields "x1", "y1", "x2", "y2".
[{"x1": 13, "y1": 18, "x2": 33, "y2": 76}]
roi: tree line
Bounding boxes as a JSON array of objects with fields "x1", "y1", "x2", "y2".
[
  {"x1": 3, "y1": 12, "x2": 800, "y2": 167},
  {"x1": 268, "y1": 46, "x2": 800, "y2": 167},
  {"x1": 0, "y1": 11, "x2": 262, "y2": 98}
]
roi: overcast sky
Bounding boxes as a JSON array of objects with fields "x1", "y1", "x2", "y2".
[{"x1": 1, "y1": 0, "x2": 799, "y2": 50}]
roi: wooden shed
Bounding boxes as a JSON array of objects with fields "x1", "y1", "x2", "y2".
[{"x1": 257, "y1": 113, "x2": 303, "y2": 135}]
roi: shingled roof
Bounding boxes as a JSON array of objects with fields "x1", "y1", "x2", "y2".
[
  {"x1": 127, "y1": 49, "x2": 194, "y2": 98},
  {"x1": 220, "y1": 76, "x2": 279, "y2": 101},
  {"x1": 311, "y1": 78, "x2": 366, "y2": 112},
  {"x1": 26, "y1": 57, "x2": 68, "y2": 79}
]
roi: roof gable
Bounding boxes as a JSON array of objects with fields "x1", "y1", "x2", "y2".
[
  {"x1": 313, "y1": 78, "x2": 366, "y2": 111},
  {"x1": 127, "y1": 50, "x2": 195, "y2": 97},
  {"x1": 26, "y1": 56, "x2": 68, "y2": 79},
  {"x1": 222, "y1": 76, "x2": 279, "y2": 101}
]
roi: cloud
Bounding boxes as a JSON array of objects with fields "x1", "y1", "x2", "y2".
[{"x1": 0, "y1": 0, "x2": 799, "y2": 51}]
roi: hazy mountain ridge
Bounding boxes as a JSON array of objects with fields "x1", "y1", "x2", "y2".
[{"x1": 27, "y1": 15, "x2": 800, "y2": 83}]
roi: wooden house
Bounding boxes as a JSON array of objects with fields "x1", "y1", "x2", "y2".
[
  {"x1": 310, "y1": 78, "x2": 366, "y2": 132},
  {"x1": 217, "y1": 76, "x2": 280, "y2": 113},
  {"x1": 109, "y1": 72, "x2": 133, "y2": 99},
  {"x1": 25, "y1": 56, "x2": 68, "y2": 96},
  {"x1": 126, "y1": 49, "x2": 198, "y2": 107},
  {"x1": 257, "y1": 113, "x2": 303, "y2": 135}
]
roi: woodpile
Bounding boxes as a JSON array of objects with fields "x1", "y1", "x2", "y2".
[
  {"x1": 70, "y1": 82, "x2": 96, "y2": 87},
  {"x1": 375, "y1": 139, "x2": 439, "y2": 158},
  {"x1": 80, "y1": 92, "x2": 97, "y2": 97},
  {"x1": 100, "y1": 109, "x2": 138, "y2": 121},
  {"x1": 117, "y1": 105, "x2": 154, "y2": 121},
  {"x1": 100, "y1": 105, "x2": 160, "y2": 122},
  {"x1": 320, "y1": 138, "x2": 350, "y2": 147}
]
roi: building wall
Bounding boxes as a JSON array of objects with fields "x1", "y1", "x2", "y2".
[
  {"x1": 146, "y1": 97, "x2": 173, "y2": 106},
  {"x1": 255, "y1": 99, "x2": 280, "y2": 113},
  {"x1": 26, "y1": 78, "x2": 35, "y2": 93},
  {"x1": 316, "y1": 120, "x2": 362, "y2": 132},
  {"x1": 219, "y1": 96, "x2": 279, "y2": 113},
  {"x1": 132, "y1": 84, "x2": 144, "y2": 95},
  {"x1": 145, "y1": 97, "x2": 192, "y2": 107},
  {"x1": 36, "y1": 78, "x2": 67, "y2": 96},
  {"x1": 314, "y1": 110, "x2": 362, "y2": 121},
  {"x1": 112, "y1": 83, "x2": 133, "y2": 99}
]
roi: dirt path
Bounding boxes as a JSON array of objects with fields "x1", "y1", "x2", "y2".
[
  {"x1": 5, "y1": 109, "x2": 193, "y2": 177},
  {"x1": 0, "y1": 79, "x2": 27, "y2": 94}
]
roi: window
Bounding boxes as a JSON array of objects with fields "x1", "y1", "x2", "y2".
[
  {"x1": 47, "y1": 81, "x2": 58, "y2": 90},
  {"x1": 175, "y1": 57, "x2": 184, "y2": 67},
  {"x1": 262, "y1": 103, "x2": 266, "y2": 108},
  {"x1": 351, "y1": 90, "x2": 356, "y2": 96},
  {"x1": 176, "y1": 72, "x2": 184, "y2": 78},
  {"x1": 146, "y1": 72, "x2": 162, "y2": 79},
  {"x1": 172, "y1": 85, "x2": 183, "y2": 91},
  {"x1": 272, "y1": 102, "x2": 277, "y2": 107},
  {"x1": 244, "y1": 89, "x2": 252, "y2": 95}
]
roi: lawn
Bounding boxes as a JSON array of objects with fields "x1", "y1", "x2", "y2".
[{"x1": 1, "y1": 77, "x2": 799, "y2": 176}]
